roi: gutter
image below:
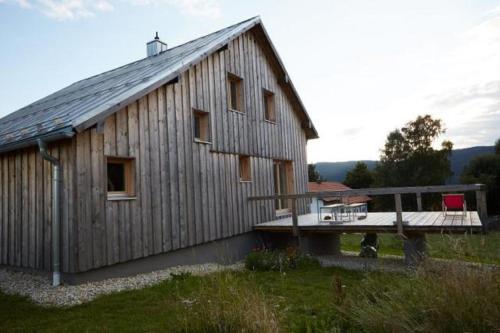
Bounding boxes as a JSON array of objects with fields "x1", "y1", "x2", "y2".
[
  {"x1": 0, "y1": 126, "x2": 75, "y2": 154},
  {"x1": 37, "y1": 139, "x2": 62, "y2": 287}
]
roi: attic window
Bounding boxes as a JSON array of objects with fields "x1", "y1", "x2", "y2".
[
  {"x1": 239, "y1": 155, "x2": 252, "y2": 182},
  {"x1": 227, "y1": 73, "x2": 244, "y2": 112},
  {"x1": 107, "y1": 156, "x2": 135, "y2": 199},
  {"x1": 263, "y1": 89, "x2": 276, "y2": 122},
  {"x1": 193, "y1": 108, "x2": 210, "y2": 143}
]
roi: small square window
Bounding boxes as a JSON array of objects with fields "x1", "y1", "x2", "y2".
[
  {"x1": 107, "y1": 157, "x2": 135, "y2": 198},
  {"x1": 193, "y1": 109, "x2": 210, "y2": 143},
  {"x1": 263, "y1": 89, "x2": 275, "y2": 122},
  {"x1": 227, "y1": 73, "x2": 244, "y2": 112},
  {"x1": 239, "y1": 155, "x2": 252, "y2": 182}
]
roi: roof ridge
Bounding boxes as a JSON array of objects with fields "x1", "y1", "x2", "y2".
[
  {"x1": 64, "y1": 16, "x2": 259, "y2": 89},
  {"x1": 0, "y1": 17, "x2": 260, "y2": 126}
]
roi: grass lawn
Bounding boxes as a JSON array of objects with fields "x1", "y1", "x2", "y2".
[
  {"x1": 1, "y1": 232, "x2": 499, "y2": 332},
  {"x1": 1, "y1": 266, "x2": 366, "y2": 332},
  {"x1": 341, "y1": 231, "x2": 500, "y2": 265}
]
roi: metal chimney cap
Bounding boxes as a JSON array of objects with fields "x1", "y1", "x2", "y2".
[{"x1": 155, "y1": 32, "x2": 159, "y2": 40}]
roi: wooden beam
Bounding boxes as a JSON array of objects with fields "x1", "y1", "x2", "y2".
[
  {"x1": 249, "y1": 184, "x2": 485, "y2": 201},
  {"x1": 416, "y1": 192, "x2": 422, "y2": 212},
  {"x1": 476, "y1": 189, "x2": 488, "y2": 230},
  {"x1": 395, "y1": 193, "x2": 403, "y2": 236}
]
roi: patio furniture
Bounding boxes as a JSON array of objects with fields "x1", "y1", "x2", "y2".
[
  {"x1": 442, "y1": 194, "x2": 467, "y2": 216},
  {"x1": 345, "y1": 202, "x2": 368, "y2": 220},
  {"x1": 319, "y1": 203, "x2": 345, "y2": 222}
]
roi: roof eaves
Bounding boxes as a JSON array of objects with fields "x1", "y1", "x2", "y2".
[
  {"x1": 0, "y1": 126, "x2": 75, "y2": 155},
  {"x1": 253, "y1": 23, "x2": 318, "y2": 139}
]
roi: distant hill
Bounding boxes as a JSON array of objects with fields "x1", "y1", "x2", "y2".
[
  {"x1": 448, "y1": 146, "x2": 495, "y2": 184},
  {"x1": 314, "y1": 146, "x2": 494, "y2": 184},
  {"x1": 315, "y1": 160, "x2": 377, "y2": 182}
]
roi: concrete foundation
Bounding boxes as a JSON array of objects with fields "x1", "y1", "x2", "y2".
[
  {"x1": 60, "y1": 232, "x2": 261, "y2": 284},
  {"x1": 403, "y1": 233, "x2": 426, "y2": 266},
  {"x1": 303, "y1": 233, "x2": 341, "y2": 255}
]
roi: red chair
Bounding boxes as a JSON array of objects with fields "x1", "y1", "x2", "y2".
[{"x1": 442, "y1": 194, "x2": 467, "y2": 216}]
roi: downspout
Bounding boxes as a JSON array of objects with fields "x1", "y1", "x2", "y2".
[{"x1": 37, "y1": 139, "x2": 61, "y2": 287}]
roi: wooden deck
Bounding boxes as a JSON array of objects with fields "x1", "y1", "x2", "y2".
[{"x1": 254, "y1": 211, "x2": 483, "y2": 233}]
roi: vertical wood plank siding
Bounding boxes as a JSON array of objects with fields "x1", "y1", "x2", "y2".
[
  {"x1": 0, "y1": 140, "x2": 78, "y2": 272},
  {"x1": 0, "y1": 29, "x2": 310, "y2": 272}
]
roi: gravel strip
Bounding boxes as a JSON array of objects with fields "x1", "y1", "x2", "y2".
[{"x1": 0, "y1": 262, "x2": 244, "y2": 307}]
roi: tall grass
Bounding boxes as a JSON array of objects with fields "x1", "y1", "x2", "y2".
[
  {"x1": 177, "y1": 272, "x2": 281, "y2": 333},
  {"x1": 335, "y1": 261, "x2": 500, "y2": 332}
]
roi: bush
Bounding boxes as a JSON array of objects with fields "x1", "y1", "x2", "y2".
[
  {"x1": 335, "y1": 261, "x2": 500, "y2": 332},
  {"x1": 178, "y1": 273, "x2": 280, "y2": 333},
  {"x1": 245, "y1": 247, "x2": 319, "y2": 272}
]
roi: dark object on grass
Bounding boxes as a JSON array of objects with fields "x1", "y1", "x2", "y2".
[{"x1": 360, "y1": 233, "x2": 379, "y2": 258}]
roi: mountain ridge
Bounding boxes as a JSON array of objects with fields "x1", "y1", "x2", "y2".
[{"x1": 314, "y1": 146, "x2": 495, "y2": 184}]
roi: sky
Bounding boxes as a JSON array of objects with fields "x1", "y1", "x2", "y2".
[{"x1": 0, "y1": 0, "x2": 499, "y2": 163}]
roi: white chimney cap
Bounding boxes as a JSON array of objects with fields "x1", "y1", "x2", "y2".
[{"x1": 147, "y1": 32, "x2": 167, "y2": 57}]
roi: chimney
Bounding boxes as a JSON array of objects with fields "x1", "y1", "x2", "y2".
[{"x1": 147, "y1": 32, "x2": 167, "y2": 57}]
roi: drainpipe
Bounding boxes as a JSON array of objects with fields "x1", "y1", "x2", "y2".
[{"x1": 37, "y1": 139, "x2": 61, "y2": 287}]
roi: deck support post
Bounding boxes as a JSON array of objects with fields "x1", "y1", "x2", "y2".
[
  {"x1": 403, "y1": 232, "x2": 426, "y2": 266},
  {"x1": 475, "y1": 187, "x2": 488, "y2": 232},
  {"x1": 304, "y1": 233, "x2": 341, "y2": 255},
  {"x1": 416, "y1": 192, "x2": 422, "y2": 212},
  {"x1": 291, "y1": 199, "x2": 302, "y2": 250}
]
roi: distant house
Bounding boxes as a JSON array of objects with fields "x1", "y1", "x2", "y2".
[
  {"x1": 0, "y1": 17, "x2": 317, "y2": 283},
  {"x1": 308, "y1": 182, "x2": 371, "y2": 213}
]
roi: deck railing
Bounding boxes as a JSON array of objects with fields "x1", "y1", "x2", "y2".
[{"x1": 249, "y1": 184, "x2": 488, "y2": 239}]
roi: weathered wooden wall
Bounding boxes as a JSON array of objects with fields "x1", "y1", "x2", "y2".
[
  {"x1": 0, "y1": 29, "x2": 310, "y2": 273},
  {"x1": 0, "y1": 141, "x2": 77, "y2": 272}
]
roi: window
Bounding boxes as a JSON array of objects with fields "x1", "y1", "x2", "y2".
[
  {"x1": 193, "y1": 109, "x2": 210, "y2": 143},
  {"x1": 273, "y1": 160, "x2": 294, "y2": 212},
  {"x1": 239, "y1": 155, "x2": 252, "y2": 182},
  {"x1": 227, "y1": 73, "x2": 244, "y2": 112},
  {"x1": 107, "y1": 157, "x2": 135, "y2": 199},
  {"x1": 263, "y1": 89, "x2": 276, "y2": 122}
]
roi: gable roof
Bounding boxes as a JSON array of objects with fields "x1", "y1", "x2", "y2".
[
  {"x1": 0, "y1": 17, "x2": 318, "y2": 154},
  {"x1": 308, "y1": 182, "x2": 371, "y2": 204}
]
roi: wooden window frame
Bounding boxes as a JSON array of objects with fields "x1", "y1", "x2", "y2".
[
  {"x1": 193, "y1": 108, "x2": 211, "y2": 144},
  {"x1": 106, "y1": 156, "x2": 136, "y2": 200},
  {"x1": 263, "y1": 88, "x2": 276, "y2": 123},
  {"x1": 273, "y1": 160, "x2": 294, "y2": 214},
  {"x1": 239, "y1": 155, "x2": 252, "y2": 182},
  {"x1": 227, "y1": 72, "x2": 244, "y2": 113}
]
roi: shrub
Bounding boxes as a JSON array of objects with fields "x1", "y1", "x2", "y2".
[
  {"x1": 335, "y1": 261, "x2": 500, "y2": 332},
  {"x1": 178, "y1": 273, "x2": 280, "y2": 333},
  {"x1": 245, "y1": 247, "x2": 319, "y2": 272}
]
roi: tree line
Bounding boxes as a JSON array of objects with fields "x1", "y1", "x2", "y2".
[{"x1": 309, "y1": 115, "x2": 500, "y2": 214}]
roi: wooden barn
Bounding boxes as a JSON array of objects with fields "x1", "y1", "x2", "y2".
[{"x1": 0, "y1": 17, "x2": 318, "y2": 284}]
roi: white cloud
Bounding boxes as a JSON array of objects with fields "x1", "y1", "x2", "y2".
[
  {"x1": 0, "y1": 0, "x2": 220, "y2": 20},
  {"x1": 130, "y1": 0, "x2": 220, "y2": 18},
  {"x1": 424, "y1": 8, "x2": 500, "y2": 149}
]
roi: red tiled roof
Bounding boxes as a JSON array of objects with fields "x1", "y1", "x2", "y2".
[{"x1": 308, "y1": 182, "x2": 371, "y2": 204}]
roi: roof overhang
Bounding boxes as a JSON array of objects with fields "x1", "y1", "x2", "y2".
[{"x1": 0, "y1": 126, "x2": 75, "y2": 154}]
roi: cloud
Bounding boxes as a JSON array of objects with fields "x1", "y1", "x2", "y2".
[
  {"x1": 0, "y1": 0, "x2": 221, "y2": 20},
  {"x1": 423, "y1": 8, "x2": 500, "y2": 148}
]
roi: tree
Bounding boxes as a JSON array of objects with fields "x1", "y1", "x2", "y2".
[
  {"x1": 373, "y1": 115, "x2": 453, "y2": 210},
  {"x1": 461, "y1": 142, "x2": 500, "y2": 215},
  {"x1": 344, "y1": 162, "x2": 373, "y2": 189},
  {"x1": 308, "y1": 164, "x2": 322, "y2": 182}
]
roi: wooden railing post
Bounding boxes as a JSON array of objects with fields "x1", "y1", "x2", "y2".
[
  {"x1": 395, "y1": 193, "x2": 404, "y2": 236},
  {"x1": 416, "y1": 192, "x2": 422, "y2": 212},
  {"x1": 291, "y1": 198, "x2": 301, "y2": 249},
  {"x1": 475, "y1": 188, "x2": 488, "y2": 231}
]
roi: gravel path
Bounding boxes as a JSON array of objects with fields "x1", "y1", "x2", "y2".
[{"x1": 0, "y1": 263, "x2": 244, "y2": 307}]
